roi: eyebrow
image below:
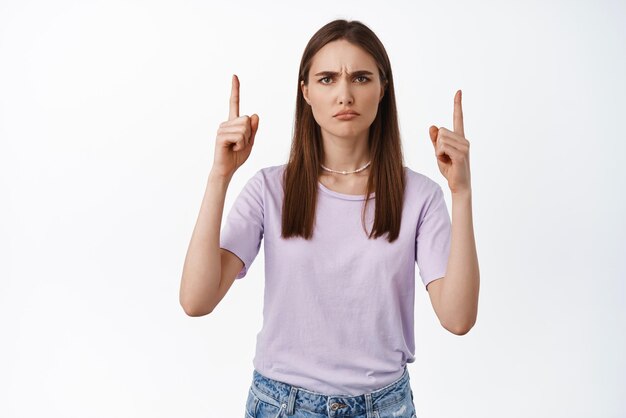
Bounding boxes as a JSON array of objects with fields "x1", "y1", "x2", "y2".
[{"x1": 313, "y1": 70, "x2": 374, "y2": 77}]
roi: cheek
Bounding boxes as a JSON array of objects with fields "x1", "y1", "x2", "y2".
[
  {"x1": 307, "y1": 93, "x2": 326, "y2": 114},
  {"x1": 362, "y1": 92, "x2": 382, "y2": 118},
  {"x1": 367, "y1": 88, "x2": 382, "y2": 104}
]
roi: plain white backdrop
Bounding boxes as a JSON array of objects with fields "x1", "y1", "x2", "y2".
[{"x1": 1, "y1": 0, "x2": 625, "y2": 417}]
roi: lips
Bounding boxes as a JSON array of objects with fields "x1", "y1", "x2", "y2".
[{"x1": 334, "y1": 111, "x2": 360, "y2": 117}]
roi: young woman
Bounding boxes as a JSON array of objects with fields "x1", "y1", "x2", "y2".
[{"x1": 180, "y1": 19, "x2": 479, "y2": 418}]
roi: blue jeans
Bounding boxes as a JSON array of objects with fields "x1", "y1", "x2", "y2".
[{"x1": 244, "y1": 365, "x2": 417, "y2": 418}]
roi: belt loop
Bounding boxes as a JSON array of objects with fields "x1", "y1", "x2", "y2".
[
  {"x1": 364, "y1": 392, "x2": 375, "y2": 418},
  {"x1": 286, "y1": 386, "x2": 298, "y2": 415}
]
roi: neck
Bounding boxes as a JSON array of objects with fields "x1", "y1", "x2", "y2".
[{"x1": 319, "y1": 127, "x2": 370, "y2": 172}]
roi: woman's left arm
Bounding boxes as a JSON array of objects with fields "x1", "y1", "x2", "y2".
[
  {"x1": 444, "y1": 190, "x2": 479, "y2": 334},
  {"x1": 428, "y1": 89, "x2": 480, "y2": 335}
]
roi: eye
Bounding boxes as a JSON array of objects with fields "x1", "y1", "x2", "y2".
[{"x1": 318, "y1": 75, "x2": 371, "y2": 84}]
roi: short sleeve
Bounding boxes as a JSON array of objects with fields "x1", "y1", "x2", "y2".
[
  {"x1": 219, "y1": 169, "x2": 264, "y2": 279},
  {"x1": 415, "y1": 184, "x2": 451, "y2": 290}
]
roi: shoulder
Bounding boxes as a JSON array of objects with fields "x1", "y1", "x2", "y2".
[
  {"x1": 255, "y1": 163, "x2": 287, "y2": 189},
  {"x1": 257, "y1": 163, "x2": 287, "y2": 178},
  {"x1": 403, "y1": 166, "x2": 443, "y2": 195},
  {"x1": 237, "y1": 164, "x2": 287, "y2": 198}
]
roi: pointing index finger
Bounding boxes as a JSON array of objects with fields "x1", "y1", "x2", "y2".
[
  {"x1": 453, "y1": 89, "x2": 465, "y2": 137},
  {"x1": 229, "y1": 74, "x2": 240, "y2": 121}
]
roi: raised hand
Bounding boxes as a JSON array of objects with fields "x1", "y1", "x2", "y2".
[
  {"x1": 428, "y1": 89, "x2": 471, "y2": 195},
  {"x1": 211, "y1": 74, "x2": 260, "y2": 178}
]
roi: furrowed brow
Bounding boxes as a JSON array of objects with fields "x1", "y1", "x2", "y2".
[{"x1": 313, "y1": 70, "x2": 374, "y2": 77}]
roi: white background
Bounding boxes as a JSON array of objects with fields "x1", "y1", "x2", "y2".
[{"x1": 2, "y1": 1, "x2": 625, "y2": 417}]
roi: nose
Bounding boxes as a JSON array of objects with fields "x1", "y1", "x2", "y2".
[{"x1": 337, "y1": 77, "x2": 354, "y2": 105}]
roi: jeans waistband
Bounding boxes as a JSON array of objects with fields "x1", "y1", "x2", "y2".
[{"x1": 249, "y1": 365, "x2": 411, "y2": 417}]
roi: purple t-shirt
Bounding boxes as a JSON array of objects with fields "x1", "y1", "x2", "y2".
[{"x1": 219, "y1": 163, "x2": 451, "y2": 395}]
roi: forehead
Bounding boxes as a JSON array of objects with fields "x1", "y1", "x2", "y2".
[{"x1": 309, "y1": 39, "x2": 378, "y2": 73}]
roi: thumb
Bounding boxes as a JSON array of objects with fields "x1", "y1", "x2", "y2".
[
  {"x1": 249, "y1": 114, "x2": 259, "y2": 145},
  {"x1": 428, "y1": 125, "x2": 439, "y2": 148}
]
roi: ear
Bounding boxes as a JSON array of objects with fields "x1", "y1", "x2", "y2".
[
  {"x1": 301, "y1": 80, "x2": 310, "y2": 104},
  {"x1": 379, "y1": 81, "x2": 386, "y2": 102}
]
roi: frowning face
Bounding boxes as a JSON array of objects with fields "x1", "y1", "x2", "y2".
[{"x1": 301, "y1": 39, "x2": 385, "y2": 141}]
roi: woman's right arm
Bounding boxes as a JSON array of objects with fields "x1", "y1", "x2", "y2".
[
  {"x1": 179, "y1": 74, "x2": 260, "y2": 316},
  {"x1": 179, "y1": 170, "x2": 236, "y2": 316}
]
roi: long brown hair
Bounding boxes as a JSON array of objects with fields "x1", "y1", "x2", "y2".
[{"x1": 281, "y1": 19, "x2": 406, "y2": 243}]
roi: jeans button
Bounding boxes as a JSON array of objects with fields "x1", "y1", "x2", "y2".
[{"x1": 331, "y1": 402, "x2": 347, "y2": 410}]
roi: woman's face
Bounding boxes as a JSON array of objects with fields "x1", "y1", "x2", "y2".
[{"x1": 301, "y1": 39, "x2": 385, "y2": 140}]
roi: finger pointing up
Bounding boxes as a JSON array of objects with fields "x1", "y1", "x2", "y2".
[
  {"x1": 229, "y1": 74, "x2": 240, "y2": 121},
  {"x1": 453, "y1": 89, "x2": 465, "y2": 138}
]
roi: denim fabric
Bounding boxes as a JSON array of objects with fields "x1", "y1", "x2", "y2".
[{"x1": 244, "y1": 365, "x2": 417, "y2": 418}]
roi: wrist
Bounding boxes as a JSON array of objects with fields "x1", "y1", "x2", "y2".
[
  {"x1": 451, "y1": 188, "x2": 472, "y2": 200},
  {"x1": 208, "y1": 169, "x2": 233, "y2": 186}
]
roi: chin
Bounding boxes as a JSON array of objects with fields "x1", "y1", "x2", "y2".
[{"x1": 334, "y1": 128, "x2": 367, "y2": 138}]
